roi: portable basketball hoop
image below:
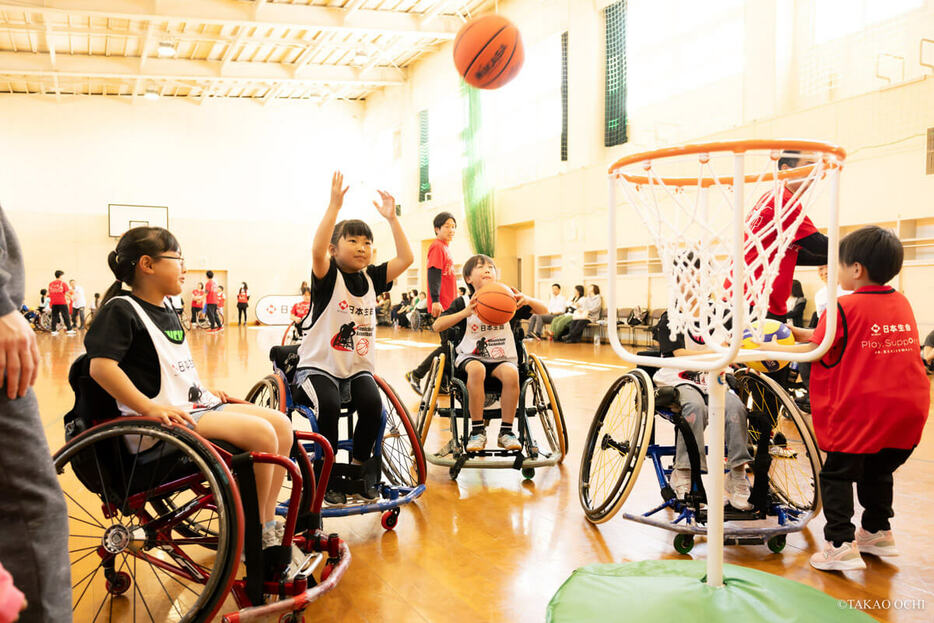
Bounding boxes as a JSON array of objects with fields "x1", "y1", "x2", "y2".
[{"x1": 549, "y1": 140, "x2": 867, "y2": 622}]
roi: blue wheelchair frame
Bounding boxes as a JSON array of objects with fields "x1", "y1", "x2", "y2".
[
  {"x1": 616, "y1": 368, "x2": 822, "y2": 552},
  {"x1": 265, "y1": 364, "x2": 426, "y2": 524}
]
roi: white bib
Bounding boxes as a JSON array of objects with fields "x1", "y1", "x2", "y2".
[
  {"x1": 117, "y1": 296, "x2": 221, "y2": 417},
  {"x1": 653, "y1": 331, "x2": 709, "y2": 391},
  {"x1": 455, "y1": 314, "x2": 518, "y2": 368},
  {"x1": 297, "y1": 269, "x2": 377, "y2": 378}
]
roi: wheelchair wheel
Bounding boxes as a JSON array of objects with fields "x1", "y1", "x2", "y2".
[
  {"x1": 579, "y1": 369, "x2": 654, "y2": 523},
  {"x1": 180, "y1": 312, "x2": 192, "y2": 331},
  {"x1": 415, "y1": 353, "x2": 445, "y2": 446},
  {"x1": 375, "y1": 376, "x2": 427, "y2": 487},
  {"x1": 733, "y1": 368, "x2": 822, "y2": 514},
  {"x1": 54, "y1": 420, "x2": 242, "y2": 623},
  {"x1": 197, "y1": 313, "x2": 210, "y2": 329},
  {"x1": 38, "y1": 311, "x2": 51, "y2": 331},
  {"x1": 246, "y1": 374, "x2": 287, "y2": 414},
  {"x1": 528, "y1": 354, "x2": 568, "y2": 462},
  {"x1": 281, "y1": 322, "x2": 298, "y2": 346}
]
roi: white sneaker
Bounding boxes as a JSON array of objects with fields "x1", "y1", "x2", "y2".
[
  {"x1": 810, "y1": 541, "x2": 866, "y2": 571},
  {"x1": 262, "y1": 523, "x2": 281, "y2": 549},
  {"x1": 51, "y1": 331, "x2": 59, "y2": 336},
  {"x1": 856, "y1": 528, "x2": 899, "y2": 557},
  {"x1": 726, "y1": 467, "x2": 753, "y2": 511},
  {"x1": 669, "y1": 468, "x2": 691, "y2": 499},
  {"x1": 66, "y1": 330, "x2": 76, "y2": 336}
]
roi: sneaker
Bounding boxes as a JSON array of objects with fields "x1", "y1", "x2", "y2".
[
  {"x1": 66, "y1": 330, "x2": 76, "y2": 336},
  {"x1": 810, "y1": 541, "x2": 866, "y2": 571},
  {"x1": 497, "y1": 431, "x2": 521, "y2": 451},
  {"x1": 262, "y1": 524, "x2": 281, "y2": 549},
  {"x1": 856, "y1": 528, "x2": 899, "y2": 557},
  {"x1": 726, "y1": 467, "x2": 754, "y2": 511},
  {"x1": 324, "y1": 490, "x2": 346, "y2": 506},
  {"x1": 51, "y1": 331, "x2": 59, "y2": 336},
  {"x1": 465, "y1": 430, "x2": 487, "y2": 452},
  {"x1": 669, "y1": 468, "x2": 691, "y2": 499},
  {"x1": 405, "y1": 370, "x2": 423, "y2": 394}
]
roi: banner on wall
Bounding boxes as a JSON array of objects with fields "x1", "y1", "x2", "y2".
[{"x1": 255, "y1": 295, "x2": 304, "y2": 325}]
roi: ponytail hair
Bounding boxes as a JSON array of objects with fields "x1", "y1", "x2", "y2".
[{"x1": 101, "y1": 226, "x2": 181, "y2": 306}]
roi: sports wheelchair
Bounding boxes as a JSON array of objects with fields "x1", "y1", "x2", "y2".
[
  {"x1": 281, "y1": 322, "x2": 304, "y2": 346},
  {"x1": 578, "y1": 356, "x2": 822, "y2": 555},
  {"x1": 56, "y1": 355, "x2": 350, "y2": 623},
  {"x1": 415, "y1": 326, "x2": 568, "y2": 480},
  {"x1": 246, "y1": 344, "x2": 427, "y2": 530}
]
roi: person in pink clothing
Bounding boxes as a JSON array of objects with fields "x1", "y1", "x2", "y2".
[{"x1": 0, "y1": 562, "x2": 26, "y2": 623}]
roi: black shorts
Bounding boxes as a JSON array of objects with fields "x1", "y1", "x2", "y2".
[{"x1": 455, "y1": 358, "x2": 516, "y2": 380}]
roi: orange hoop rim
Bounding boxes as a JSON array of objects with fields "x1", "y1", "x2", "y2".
[{"x1": 608, "y1": 138, "x2": 847, "y2": 188}]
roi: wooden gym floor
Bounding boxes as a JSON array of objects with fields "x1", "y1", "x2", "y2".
[{"x1": 37, "y1": 325, "x2": 934, "y2": 622}]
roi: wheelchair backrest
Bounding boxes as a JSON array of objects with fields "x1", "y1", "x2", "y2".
[
  {"x1": 65, "y1": 354, "x2": 121, "y2": 440},
  {"x1": 269, "y1": 344, "x2": 300, "y2": 384}
]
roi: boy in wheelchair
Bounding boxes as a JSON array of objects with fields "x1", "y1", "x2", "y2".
[
  {"x1": 654, "y1": 308, "x2": 754, "y2": 511},
  {"x1": 432, "y1": 254, "x2": 548, "y2": 452}
]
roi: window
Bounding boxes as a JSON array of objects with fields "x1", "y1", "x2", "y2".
[
  {"x1": 417, "y1": 109, "x2": 430, "y2": 202},
  {"x1": 561, "y1": 31, "x2": 569, "y2": 161},
  {"x1": 814, "y1": 0, "x2": 922, "y2": 43},
  {"x1": 604, "y1": 0, "x2": 628, "y2": 147}
]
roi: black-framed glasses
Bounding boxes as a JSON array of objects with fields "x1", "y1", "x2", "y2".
[{"x1": 154, "y1": 255, "x2": 185, "y2": 267}]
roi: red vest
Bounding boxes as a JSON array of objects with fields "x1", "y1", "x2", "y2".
[
  {"x1": 810, "y1": 286, "x2": 929, "y2": 453},
  {"x1": 237, "y1": 291, "x2": 248, "y2": 304}
]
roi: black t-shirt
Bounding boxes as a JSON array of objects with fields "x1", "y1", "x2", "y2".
[
  {"x1": 654, "y1": 312, "x2": 686, "y2": 357},
  {"x1": 309, "y1": 258, "x2": 392, "y2": 327},
  {"x1": 84, "y1": 294, "x2": 185, "y2": 399},
  {"x1": 440, "y1": 295, "x2": 533, "y2": 347}
]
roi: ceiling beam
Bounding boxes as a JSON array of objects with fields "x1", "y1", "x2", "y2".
[
  {"x1": 0, "y1": 0, "x2": 461, "y2": 39},
  {"x1": 0, "y1": 50, "x2": 405, "y2": 85}
]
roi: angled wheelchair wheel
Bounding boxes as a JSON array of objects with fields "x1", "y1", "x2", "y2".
[
  {"x1": 281, "y1": 322, "x2": 302, "y2": 346},
  {"x1": 246, "y1": 374, "x2": 287, "y2": 414},
  {"x1": 733, "y1": 368, "x2": 822, "y2": 514},
  {"x1": 38, "y1": 311, "x2": 52, "y2": 331},
  {"x1": 415, "y1": 353, "x2": 445, "y2": 446},
  {"x1": 528, "y1": 353, "x2": 568, "y2": 462},
  {"x1": 197, "y1": 313, "x2": 210, "y2": 329},
  {"x1": 54, "y1": 420, "x2": 243, "y2": 623},
  {"x1": 579, "y1": 369, "x2": 654, "y2": 524},
  {"x1": 180, "y1": 312, "x2": 192, "y2": 331},
  {"x1": 375, "y1": 376, "x2": 427, "y2": 487}
]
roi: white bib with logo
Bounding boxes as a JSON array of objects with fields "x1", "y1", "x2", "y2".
[
  {"x1": 117, "y1": 296, "x2": 221, "y2": 416},
  {"x1": 454, "y1": 314, "x2": 518, "y2": 368},
  {"x1": 653, "y1": 332, "x2": 709, "y2": 392},
  {"x1": 297, "y1": 269, "x2": 377, "y2": 378}
]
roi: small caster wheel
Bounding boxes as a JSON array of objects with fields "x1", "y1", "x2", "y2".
[
  {"x1": 767, "y1": 535, "x2": 786, "y2": 553},
  {"x1": 449, "y1": 467, "x2": 460, "y2": 480},
  {"x1": 105, "y1": 571, "x2": 132, "y2": 595},
  {"x1": 521, "y1": 467, "x2": 535, "y2": 480},
  {"x1": 381, "y1": 509, "x2": 399, "y2": 530},
  {"x1": 673, "y1": 533, "x2": 694, "y2": 555}
]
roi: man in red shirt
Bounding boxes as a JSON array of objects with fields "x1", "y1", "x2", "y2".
[
  {"x1": 745, "y1": 152, "x2": 828, "y2": 321},
  {"x1": 48, "y1": 270, "x2": 74, "y2": 335},
  {"x1": 406, "y1": 212, "x2": 458, "y2": 393},
  {"x1": 204, "y1": 270, "x2": 221, "y2": 331},
  {"x1": 770, "y1": 227, "x2": 929, "y2": 571}
]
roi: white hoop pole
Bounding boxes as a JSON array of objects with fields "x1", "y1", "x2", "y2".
[{"x1": 706, "y1": 370, "x2": 727, "y2": 587}]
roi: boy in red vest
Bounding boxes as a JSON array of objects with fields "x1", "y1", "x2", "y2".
[{"x1": 769, "y1": 226, "x2": 929, "y2": 571}]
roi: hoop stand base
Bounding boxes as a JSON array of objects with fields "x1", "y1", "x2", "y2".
[{"x1": 546, "y1": 560, "x2": 874, "y2": 623}]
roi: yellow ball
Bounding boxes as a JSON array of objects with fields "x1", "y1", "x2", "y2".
[{"x1": 741, "y1": 319, "x2": 795, "y2": 373}]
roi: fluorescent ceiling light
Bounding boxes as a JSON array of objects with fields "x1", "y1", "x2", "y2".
[
  {"x1": 157, "y1": 41, "x2": 177, "y2": 58},
  {"x1": 143, "y1": 87, "x2": 159, "y2": 100}
]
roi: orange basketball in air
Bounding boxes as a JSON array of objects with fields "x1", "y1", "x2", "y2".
[
  {"x1": 453, "y1": 14, "x2": 524, "y2": 89},
  {"x1": 475, "y1": 282, "x2": 517, "y2": 326}
]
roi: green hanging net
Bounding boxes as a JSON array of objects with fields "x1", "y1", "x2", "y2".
[{"x1": 460, "y1": 82, "x2": 495, "y2": 257}]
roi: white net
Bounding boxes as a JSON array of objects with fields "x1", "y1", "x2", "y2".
[{"x1": 611, "y1": 141, "x2": 844, "y2": 348}]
